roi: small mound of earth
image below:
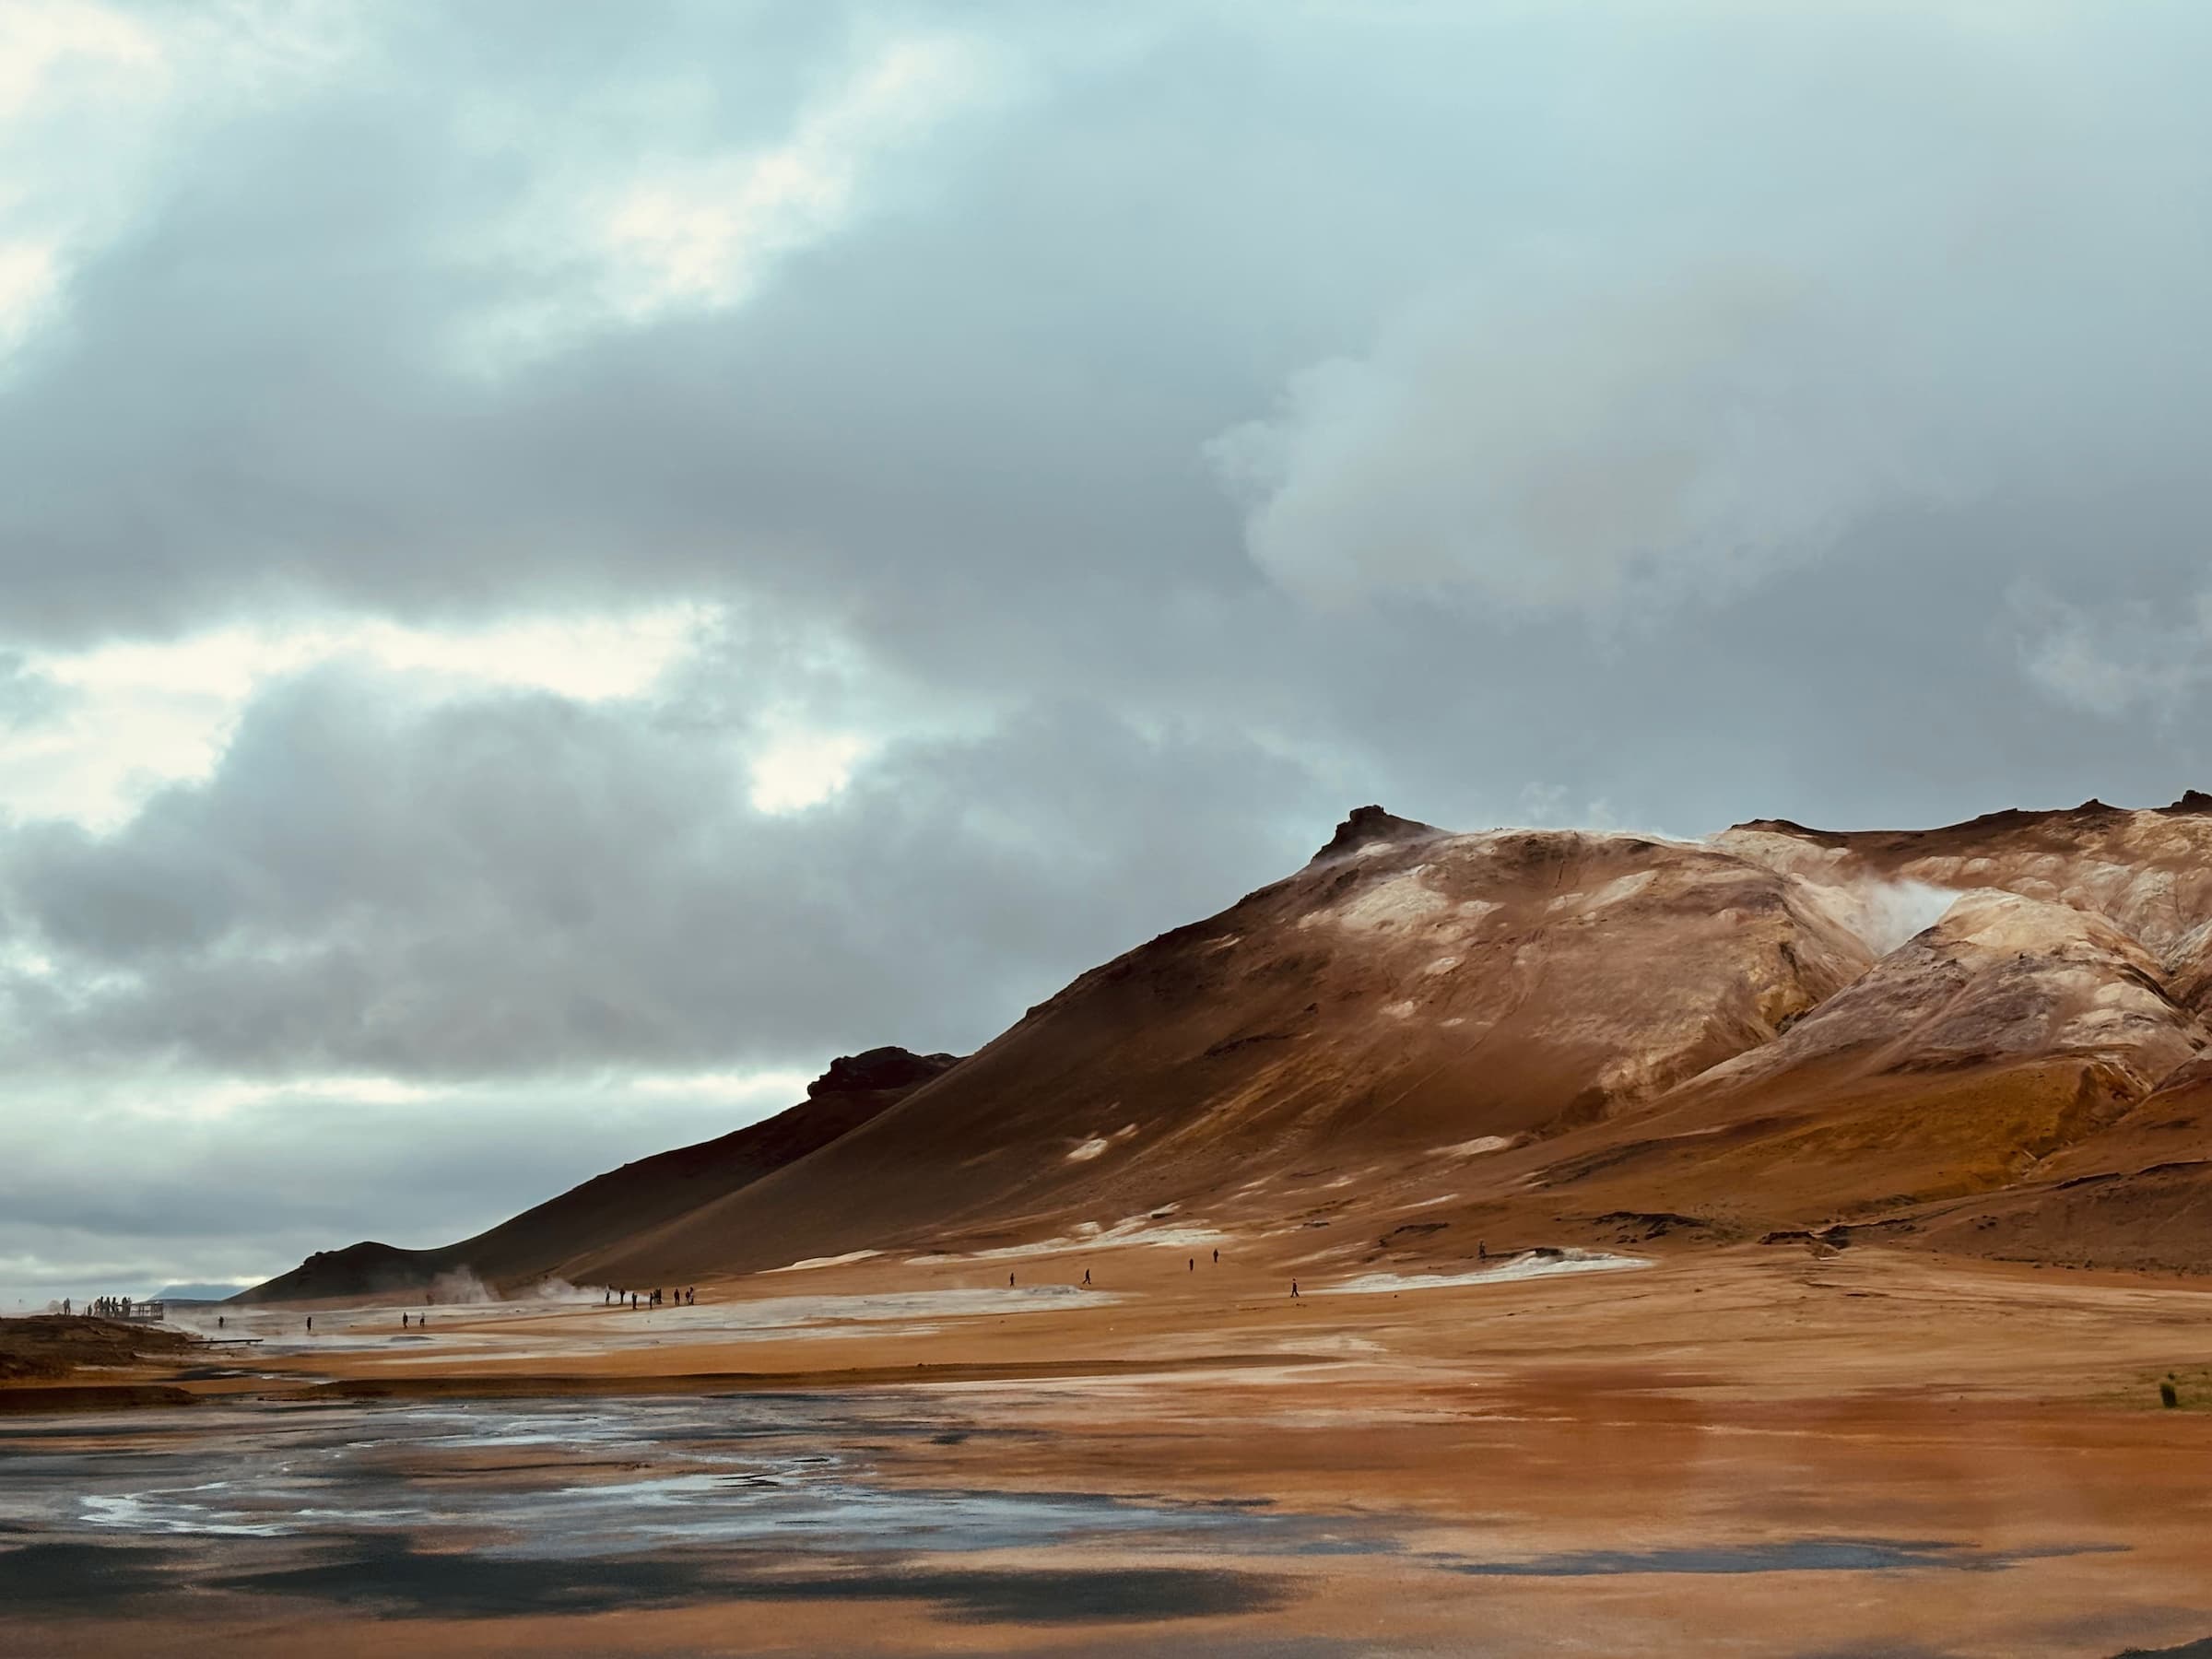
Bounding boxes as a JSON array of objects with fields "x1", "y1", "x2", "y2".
[{"x1": 0, "y1": 1317, "x2": 202, "y2": 1382}]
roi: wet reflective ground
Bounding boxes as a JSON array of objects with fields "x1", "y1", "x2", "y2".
[
  {"x1": 0, "y1": 1389, "x2": 2184, "y2": 1655},
  {"x1": 0, "y1": 1394, "x2": 1371, "y2": 1630}
]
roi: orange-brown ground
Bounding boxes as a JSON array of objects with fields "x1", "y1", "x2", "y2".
[{"x1": 14, "y1": 1240, "x2": 2212, "y2": 1656}]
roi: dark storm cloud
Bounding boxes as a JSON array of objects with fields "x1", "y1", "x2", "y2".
[{"x1": 0, "y1": 665, "x2": 1327, "y2": 1077}]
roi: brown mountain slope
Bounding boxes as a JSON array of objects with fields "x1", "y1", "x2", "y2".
[
  {"x1": 239, "y1": 1048, "x2": 957, "y2": 1302},
  {"x1": 580, "y1": 813, "x2": 1890, "y2": 1282},
  {"x1": 266, "y1": 795, "x2": 2212, "y2": 1299},
  {"x1": 1898, "y1": 1041, "x2": 2212, "y2": 1273}
]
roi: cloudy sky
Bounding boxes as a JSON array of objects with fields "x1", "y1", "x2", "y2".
[{"x1": 6, "y1": 1, "x2": 2211, "y2": 1302}]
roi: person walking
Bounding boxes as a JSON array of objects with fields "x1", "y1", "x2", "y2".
[{"x1": 1290, "y1": 1279, "x2": 1299, "y2": 1298}]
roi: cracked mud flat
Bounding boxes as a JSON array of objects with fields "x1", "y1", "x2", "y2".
[{"x1": 8, "y1": 1248, "x2": 2212, "y2": 1656}]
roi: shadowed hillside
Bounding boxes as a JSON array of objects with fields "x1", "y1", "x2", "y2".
[{"x1": 237, "y1": 1048, "x2": 959, "y2": 1302}]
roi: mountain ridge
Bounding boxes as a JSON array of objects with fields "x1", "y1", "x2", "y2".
[{"x1": 249, "y1": 797, "x2": 2212, "y2": 1301}]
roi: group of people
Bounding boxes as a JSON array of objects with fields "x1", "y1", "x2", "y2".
[
  {"x1": 605, "y1": 1287, "x2": 694, "y2": 1309},
  {"x1": 66, "y1": 1296, "x2": 146, "y2": 1319}
]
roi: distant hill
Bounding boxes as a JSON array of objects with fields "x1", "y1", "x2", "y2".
[
  {"x1": 152, "y1": 1283, "x2": 252, "y2": 1302},
  {"x1": 236, "y1": 1047, "x2": 959, "y2": 1302}
]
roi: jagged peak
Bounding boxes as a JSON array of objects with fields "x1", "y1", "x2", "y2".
[
  {"x1": 1308, "y1": 805, "x2": 1443, "y2": 865},
  {"x1": 806, "y1": 1046, "x2": 960, "y2": 1098}
]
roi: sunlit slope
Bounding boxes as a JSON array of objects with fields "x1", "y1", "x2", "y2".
[{"x1": 1512, "y1": 888, "x2": 2206, "y2": 1233}]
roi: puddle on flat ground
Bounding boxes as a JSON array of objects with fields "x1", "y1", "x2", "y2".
[
  {"x1": 0, "y1": 1394, "x2": 1376, "y2": 1626},
  {"x1": 0, "y1": 1394, "x2": 2130, "y2": 1632},
  {"x1": 0, "y1": 1395, "x2": 1347, "y2": 1555}
]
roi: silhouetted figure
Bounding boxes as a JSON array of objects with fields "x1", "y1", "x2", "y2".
[
  {"x1": 1083, "y1": 1269, "x2": 1091, "y2": 1287},
  {"x1": 1213, "y1": 1249, "x2": 1219, "y2": 1265},
  {"x1": 686, "y1": 1288, "x2": 695, "y2": 1305},
  {"x1": 306, "y1": 1316, "x2": 313, "y2": 1333},
  {"x1": 1008, "y1": 1273, "x2": 1015, "y2": 1288},
  {"x1": 1290, "y1": 1279, "x2": 1300, "y2": 1298},
  {"x1": 1478, "y1": 1241, "x2": 1487, "y2": 1260},
  {"x1": 1188, "y1": 1258, "x2": 1194, "y2": 1272},
  {"x1": 217, "y1": 1316, "x2": 224, "y2": 1330}
]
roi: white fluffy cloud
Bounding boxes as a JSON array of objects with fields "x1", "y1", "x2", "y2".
[
  {"x1": 1210, "y1": 265, "x2": 1957, "y2": 610},
  {"x1": 0, "y1": 1, "x2": 365, "y2": 368},
  {"x1": 2012, "y1": 588, "x2": 2212, "y2": 720},
  {"x1": 0, "y1": 606, "x2": 714, "y2": 829},
  {"x1": 469, "y1": 30, "x2": 1013, "y2": 367}
]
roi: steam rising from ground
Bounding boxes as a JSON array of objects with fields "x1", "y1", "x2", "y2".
[
  {"x1": 425, "y1": 1268, "x2": 497, "y2": 1306},
  {"x1": 1834, "y1": 877, "x2": 1963, "y2": 956},
  {"x1": 420, "y1": 1269, "x2": 594, "y2": 1307}
]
